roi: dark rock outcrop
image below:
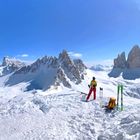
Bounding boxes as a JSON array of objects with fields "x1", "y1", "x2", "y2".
[{"x1": 109, "y1": 45, "x2": 140, "y2": 79}]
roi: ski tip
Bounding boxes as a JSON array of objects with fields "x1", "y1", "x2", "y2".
[{"x1": 81, "y1": 92, "x2": 87, "y2": 95}]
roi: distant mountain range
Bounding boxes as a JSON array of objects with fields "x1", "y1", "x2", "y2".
[
  {"x1": 0, "y1": 50, "x2": 87, "y2": 91},
  {"x1": 90, "y1": 64, "x2": 113, "y2": 72},
  {"x1": 1, "y1": 45, "x2": 140, "y2": 91}
]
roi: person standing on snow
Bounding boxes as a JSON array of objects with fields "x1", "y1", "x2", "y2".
[{"x1": 86, "y1": 77, "x2": 97, "y2": 101}]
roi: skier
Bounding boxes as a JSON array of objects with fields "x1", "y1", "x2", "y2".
[{"x1": 86, "y1": 77, "x2": 97, "y2": 101}]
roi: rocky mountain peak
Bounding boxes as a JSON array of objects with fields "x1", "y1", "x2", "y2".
[
  {"x1": 58, "y1": 50, "x2": 73, "y2": 65},
  {"x1": 127, "y1": 45, "x2": 140, "y2": 68},
  {"x1": 59, "y1": 50, "x2": 69, "y2": 60},
  {"x1": 2, "y1": 57, "x2": 25, "y2": 68},
  {"x1": 73, "y1": 59, "x2": 87, "y2": 73},
  {"x1": 58, "y1": 51, "x2": 85, "y2": 84},
  {"x1": 1, "y1": 57, "x2": 25, "y2": 76},
  {"x1": 109, "y1": 45, "x2": 140, "y2": 79},
  {"x1": 114, "y1": 52, "x2": 127, "y2": 69}
]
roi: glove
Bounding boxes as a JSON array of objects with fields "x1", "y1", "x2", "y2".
[{"x1": 100, "y1": 87, "x2": 103, "y2": 90}]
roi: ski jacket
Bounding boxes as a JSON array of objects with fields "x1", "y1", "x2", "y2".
[{"x1": 90, "y1": 80, "x2": 97, "y2": 88}]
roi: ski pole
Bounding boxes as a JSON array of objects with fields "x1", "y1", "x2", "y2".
[{"x1": 99, "y1": 87, "x2": 103, "y2": 107}]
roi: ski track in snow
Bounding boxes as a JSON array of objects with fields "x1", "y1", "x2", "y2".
[{"x1": 0, "y1": 70, "x2": 140, "y2": 140}]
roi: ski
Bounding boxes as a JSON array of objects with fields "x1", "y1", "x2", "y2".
[
  {"x1": 117, "y1": 85, "x2": 119, "y2": 110},
  {"x1": 80, "y1": 92, "x2": 88, "y2": 95},
  {"x1": 117, "y1": 84, "x2": 123, "y2": 111}
]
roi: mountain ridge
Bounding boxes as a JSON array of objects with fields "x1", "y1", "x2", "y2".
[{"x1": 4, "y1": 50, "x2": 87, "y2": 91}]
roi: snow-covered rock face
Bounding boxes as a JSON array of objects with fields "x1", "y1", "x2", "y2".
[
  {"x1": 16, "y1": 56, "x2": 58, "y2": 74},
  {"x1": 0, "y1": 57, "x2": 25, "y2": 76},
  {"x1": 56, "y1": 68, "x2": 71, "y2": 88},
  {"x1": 109, "y1": 45, "x2": 140, "y2": 79},
  {"x1": 73, "y1": 59, "x2": 87, "y2": 73},
  {"x1": 6, "y1": 50, "x2": 87, "y2": 90},
  {"x1": 59, "y1": 51, "x2": 85, "y2": 84},
  {"x1": 127, "y1": 45, "x2": 140, "y2": 68},
  {"x1": 114, "y1": 52, "x2": 127, "y2": 69},
  {"x1": 2, "y1": 57, "x2": 24, "y2": 67}
]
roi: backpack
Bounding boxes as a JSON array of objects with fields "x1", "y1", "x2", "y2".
[{"x1": 107, "y1": 97, "x2": 116, "y2": 109}]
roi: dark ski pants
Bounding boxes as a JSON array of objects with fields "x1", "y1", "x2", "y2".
[{"x1": 86, "y1": 87, "x2": 96, "y2": 101}]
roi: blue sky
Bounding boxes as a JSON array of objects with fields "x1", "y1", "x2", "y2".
[{"x1": 0, "y1": 0, "x2": 140, "y2": 65}]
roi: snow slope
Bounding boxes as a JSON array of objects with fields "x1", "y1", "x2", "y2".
[
  {"x1": 0, "y1": 69, "x2": 140, "y2": 140},
  {"x1": 0, "y1": 66, "x2": 5, "y2": 76}
]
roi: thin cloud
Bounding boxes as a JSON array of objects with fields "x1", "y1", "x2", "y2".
[
  {"x1": 21, "y1": 54, "x2": 29, "y2": 57},
  {"x1": 17, "y1": 54, "x2": 29, "y2": 58},
  {"x1": 68, "y1": 52, "x2": 82, "y2": 58}
]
